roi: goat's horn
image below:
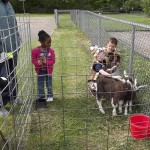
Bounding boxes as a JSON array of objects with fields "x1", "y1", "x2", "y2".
[
  {"x1": 124, "y1": 70, "x2": 128, "y2": 78},
  {"x1": 135, "y1": 85, "x2": 147, "y2": 91}
]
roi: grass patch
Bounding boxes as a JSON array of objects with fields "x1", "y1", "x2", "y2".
[
  {"x1": 26, "y1": 14, "x2": 150, "y2": 150},
  {"x1": 105, "y1": 14, "x2": 150, "y2": 25}
]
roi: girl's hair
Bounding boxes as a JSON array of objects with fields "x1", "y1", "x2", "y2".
[{"x1": 38, "y1": 30, "x2": 50, "y2": 42}]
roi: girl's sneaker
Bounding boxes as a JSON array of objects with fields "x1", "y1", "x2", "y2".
[{"x1": 47, "y1": 97, "x2": 53, "y2": 102}]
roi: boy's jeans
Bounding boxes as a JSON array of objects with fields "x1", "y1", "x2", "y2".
[{"x1": 37, "y1": 70, "x2": 53, "y2": 99}]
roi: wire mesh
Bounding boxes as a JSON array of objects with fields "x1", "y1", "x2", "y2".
[
  {"x1": 21, "y1": 45, "x2": 149, "y2": 150},
  {"x1": 0, "y1": 10, "x2": 150, "y2": 150},
  {"x1": 0, "y1": 13, "x2": 32, "y2": 150}
]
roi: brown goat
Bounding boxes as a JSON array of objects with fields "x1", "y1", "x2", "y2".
[{"x1": 95, "y1": 75, "x2": 136, "y2": 116}]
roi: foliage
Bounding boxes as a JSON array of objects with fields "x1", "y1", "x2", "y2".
[
  {"x1": 141, "y1": 0, "x2": 150, "y2": 16},
  {"x1": 124, "y1": 0, "x2": 142, "y2": 12},
  {"x1": 10, "y1": 0, "x2": 142, "y2": 14}
]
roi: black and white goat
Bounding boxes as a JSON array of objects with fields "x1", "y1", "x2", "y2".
[{"x1": 95, "y1": 72, "x2": 147, "y2": 116}]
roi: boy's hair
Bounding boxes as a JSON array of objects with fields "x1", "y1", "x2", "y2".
[
  {"x1": 38, "y1": 30, "x2": 50, "y2": 42},
  {"x1": 108, "y1": 37, "x2": 118, "y2": 45}
]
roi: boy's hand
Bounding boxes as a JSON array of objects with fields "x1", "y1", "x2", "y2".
[
  {"x1": 106, "y1": 66, "x2": 117, "y2": 73},
  {"x1": 111, "y1": 65, "x2": 117, "y2": 73}
]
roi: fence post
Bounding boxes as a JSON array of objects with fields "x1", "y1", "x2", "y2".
[
  {"x1": 75, "y1": 9, "x2": 78, "y2": 26},
  {"x1": 98, "y1": 15, "x2": 102, "y2": 47},
  {"x1": 54, "y1": 9, "x2": 58, "y2": 29},
  {"x1": 129, "y1": 25, "x2": 135, "y2": 74},
  {"x1": 83, "y1": 11, "x2": 86, "y2": 33}
]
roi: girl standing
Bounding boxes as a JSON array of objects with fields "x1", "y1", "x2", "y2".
[{"x1": 31, "y1": 30, "x2": 55, "y2": 102}]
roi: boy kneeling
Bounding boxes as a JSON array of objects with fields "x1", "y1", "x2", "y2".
[{"x1": 88, "y1": 46, "x2": 117, "y2": 95}]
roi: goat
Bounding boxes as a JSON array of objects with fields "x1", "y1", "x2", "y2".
[{"x1": 95, "y1": 73, "x2": 146, "y2": 116}]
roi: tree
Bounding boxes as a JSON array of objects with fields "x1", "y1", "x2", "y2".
[
  {"x1": 124, "y1": 0, "x2": 142, "y2": 12},
  {"x1": 93, "y1": 0, "x2": 123, "y2": 11},
  {"x1": 10, "y1": 0, "x2": 143, "y2": 14},
  {"x1": 141, "y1": 0, "x2": 150, "y2": 16}
]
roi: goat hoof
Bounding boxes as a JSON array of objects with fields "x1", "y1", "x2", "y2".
[
  {"x1": 129, "y1": 110, "x2": 132, "y2": 113},
  {"x1": 112, "y1": 113, "x2": 117, "y2": 116},
  {"x1": 99, "y1": 110, "x2": 105, "y2": 114}
]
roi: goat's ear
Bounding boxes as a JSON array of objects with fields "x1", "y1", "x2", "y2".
[
  {"x1": 123, "y1": 70, "x2": 128, "y2": 78},
  {"x1": 135, "y1": 85, "x2": 147, "y2": 91},
  {"x1": 134, "y1": 78, "x2": 137, "y2": 87}
]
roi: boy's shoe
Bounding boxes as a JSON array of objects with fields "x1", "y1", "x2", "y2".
[{"x1": 47, "y1": 97, "x2": 53, "y2": 102}]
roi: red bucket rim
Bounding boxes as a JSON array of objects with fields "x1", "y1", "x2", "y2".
[
  {"x1": 130, "y1": 114, "x2": 150, "y2": 129},
  {"x1": 130, "y1": 114, "x2": 150, "y2": 119}
]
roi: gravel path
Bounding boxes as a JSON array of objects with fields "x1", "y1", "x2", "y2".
[
  {"x1": 29, "y1": 17, "x2": 56, "y2": 41},
  {"x1": 17, "y1": 16, "x2": 56, "y2": 41}
]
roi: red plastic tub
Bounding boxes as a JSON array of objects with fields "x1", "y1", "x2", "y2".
[{"x1": 130, "y1": 114, "x2": 150, "y2": 139}]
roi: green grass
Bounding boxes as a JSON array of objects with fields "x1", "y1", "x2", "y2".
[{"x1": 105, "y1": 14, "x2": 150, "y2": 25}]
